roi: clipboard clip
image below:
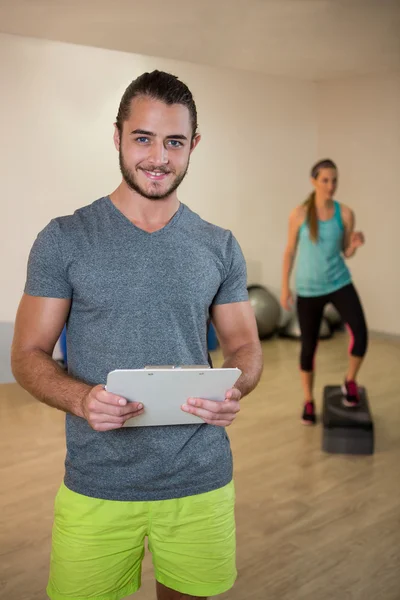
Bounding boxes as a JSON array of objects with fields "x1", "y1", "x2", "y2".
[{"x1": 144, "y1": 365, "x2": 211, "y2": 370}]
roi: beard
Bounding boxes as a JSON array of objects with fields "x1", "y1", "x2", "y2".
[{"x1": 119, "y1": 149, "x2": 190, "y2": 201}]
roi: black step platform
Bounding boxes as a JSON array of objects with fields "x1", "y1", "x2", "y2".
[{"x1": 322, "y1": 386, "x2": 374, "y2": 455}]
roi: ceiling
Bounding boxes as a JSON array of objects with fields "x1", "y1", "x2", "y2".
[{"x1": 0, "y1": 0, "x2": 399, "y2": 81}]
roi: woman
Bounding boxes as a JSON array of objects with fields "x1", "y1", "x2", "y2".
[{"x1": 281, "y1": 159, "x2": 368, "y2": 424}]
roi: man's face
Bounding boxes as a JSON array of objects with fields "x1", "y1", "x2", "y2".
[{"x1": 115, "y1": 96, "x2": 200, "y2": 200}]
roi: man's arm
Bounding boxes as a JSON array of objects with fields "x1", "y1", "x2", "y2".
[
  {"x1": 11, "y1": 294, "x2": 88, "y2": 414},
  {"x1": 181, "y1": 301, "x2": 263, "y2": 427},
  {"x1": 211, "y1": 300, "x2": 263, "y2": 398},
  {"x1": 11, "y1": 294, "x2": 143, "y2": 430}
]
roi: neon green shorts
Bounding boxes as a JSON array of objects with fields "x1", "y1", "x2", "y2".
[{"x1": 47, "y1": 480, "x2": 236, "y2": 600}]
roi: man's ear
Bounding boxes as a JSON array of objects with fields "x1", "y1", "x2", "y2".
[
  {"x1": 190, "y1": 133, "x2": 201, "y2": 154},
  {"x1": 113, "y1": 124, "x2": 121, "y2": 151}
]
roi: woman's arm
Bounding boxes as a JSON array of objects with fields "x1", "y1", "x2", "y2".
[
  {"x1": 341, "y1": 204, "x2": 365, "y2": 259},
  {"x1": 280, "y1": 207, "x2": 302, "y2": 309}
]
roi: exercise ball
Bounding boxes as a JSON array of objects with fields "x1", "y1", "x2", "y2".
[
  {"x1": 324, "y1": 303, "x2": 343, "y2": 329},
  {"x1": 248, "y1": 285, "x2": 281, "y2": 339},
  {"x1": 207, "y1": 321, "x2": 218, "y2": 351},
  {"x1": 279, "y1": 315, "x2": 332, "y2": 340}
]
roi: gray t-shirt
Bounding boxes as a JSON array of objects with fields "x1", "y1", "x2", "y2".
[{"x1": 25, "y1": 197, "x2": 248, "y2": 501}]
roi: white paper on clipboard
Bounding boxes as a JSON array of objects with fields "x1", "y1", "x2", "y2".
[{"x1": 105, "y1": 367, "x2": 242, "y2": 427}]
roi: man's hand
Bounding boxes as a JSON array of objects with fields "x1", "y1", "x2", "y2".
[
  {"x1": 81, "y1": 385, "x2": 144, "y2": 431},
  {"x1": 181, "y1": 387, "x2": 242, "y2": 427}
]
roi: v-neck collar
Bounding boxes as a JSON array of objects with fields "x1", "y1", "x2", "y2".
[{"x1": 104, "y1": 196, "x2": 184, "y2": 237}]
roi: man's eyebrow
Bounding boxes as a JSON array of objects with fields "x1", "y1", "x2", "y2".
[
  {"x1": 131, "y1": 129, "x2": 155, "y2": 136},
  {"x1": 131, "y1": 129, "x2": 188, "y2": 141},
  {"x1": 166, "y1": 134, "x2": 188, "y2": 141}
]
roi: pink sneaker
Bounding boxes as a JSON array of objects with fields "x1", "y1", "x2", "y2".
[
  {"x1": 301, "y1": 401, "x2": 316, "y2": 425},
  {"x1": 342, "y1": 380, "x2": 360, "y2": 407}
]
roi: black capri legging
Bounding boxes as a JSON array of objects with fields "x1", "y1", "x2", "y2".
[{"x1": 297, "y1": 283, "x2": 368, "y2": 372}]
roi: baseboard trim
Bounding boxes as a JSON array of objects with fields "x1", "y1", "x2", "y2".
[
  {"x1": 369, "y1": 329, "x2": 400, "y2": 342},
  {"x1": 0, "y1": 322, "x2": 14, "y2": 383}
]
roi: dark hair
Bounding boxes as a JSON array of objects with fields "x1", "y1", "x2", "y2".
[
  {"x1": 305, "y1": 158, "x2": 337, "y2": 242},
  {"x1": 116, "y1": 70, "x2": 198, "y2": 138}
]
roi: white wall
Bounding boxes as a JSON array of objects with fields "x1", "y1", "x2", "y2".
[
  {"x1": 2, "y1": 33, "x2": 398, "y2": 340},
  {"x1": 0, "y1": 33, "x2": 317, "y2": 323},
  {"x1": 317, "y1": 72, "x2": 400, "y2": 335}
]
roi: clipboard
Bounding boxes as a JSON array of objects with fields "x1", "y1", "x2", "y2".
[{"x1": 106, "y1": 366, "x2": 242, "y2": 427}]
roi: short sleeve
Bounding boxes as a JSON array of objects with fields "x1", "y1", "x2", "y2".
[
  {"x1": 212, "y1": 234, "x2": 249, "y2": 305},
  {"x1": 24, "y1": 219, "x2": 72, "y2": 298}
]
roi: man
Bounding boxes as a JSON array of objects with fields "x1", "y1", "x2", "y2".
[{"x1": 12, "y1": 70, "x2": 263, "y2": 600}]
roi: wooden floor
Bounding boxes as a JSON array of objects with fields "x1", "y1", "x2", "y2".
[{"x1": 1, "y1": 332, "x2": 400, "y2": 600}]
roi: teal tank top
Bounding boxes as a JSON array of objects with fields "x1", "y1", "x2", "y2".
[{"x1": 295, "y1": 200, "x2": 352, "y2": 297}]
